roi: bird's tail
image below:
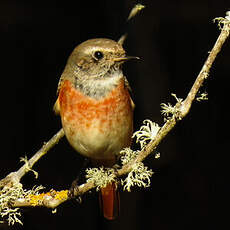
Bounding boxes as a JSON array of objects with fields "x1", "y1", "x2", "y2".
[{"x1": 99, "y1": 182, "x2": 119, "y2": 220}]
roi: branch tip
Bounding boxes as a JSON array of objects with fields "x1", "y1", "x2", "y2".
[{"x1": 127, "y1": 4, "x2": 145, "y2": 21}]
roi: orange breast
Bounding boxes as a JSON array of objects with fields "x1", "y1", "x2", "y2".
[{"x1": 58, "y1": 79, "x2": 133, "y2": 161}]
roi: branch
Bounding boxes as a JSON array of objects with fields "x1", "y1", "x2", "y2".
[
  {"x1": 1, "y1": 11, "x2": 230, "y2": 225},
  {"x1": 0, "y1": 129, "x2": 64, "y2": 192},
  {"x1": 16, "y1": 129, "x2": 65, "y2": 180},
  {"x1": 11, "y1": 182, "x2": 95, "y2": 209},
  {"x1": 12, "y1": 13, "x2": 230, "y2": 209},
  {"x1": 118, "y1": 16, "x2": 230, "y2": 175},
  {"x1": 181, "y1": 18, "x2": 230, "y2": 117}
]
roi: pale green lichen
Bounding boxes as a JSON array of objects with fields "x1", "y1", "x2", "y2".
[
  {"x1": 213, "y1": 11, "x2": 230, "y2": 32},
  {"x1": 120, "y1": 148, "x2": 139, "y2": 165},
  {"x1": 0, "y1": 207, "x2": 22, "y2": 225},
  {"x1": 0, "y1": 182, "x2": 24, "y2": 225},
  {"x1": 119, "y1": 148, "x2": 154, "y2": 192},
  {"x1": 226, "y1": 11, "x2": 230, "y2": 21},
  {"x1": 121, "y1": 162, "x2": 153, "y2": 192},
  {"x1": 202, "y1": 71, "x2": 209, "y2": 79},
  {"x1": 214, "y1": 16, "x2": 230, "y2": 30},
  {"x1": 132, "y1": 119, "x2": 160, "y2": 148},
  {"x1": 196, "y1": 92, "x2": 208, "y2": 102},
  {"x1": 85, "y1": 167, "x2": 116, "y2": 191},
  {"x1": 154, "y1": 152, "x2": 161, "y2": 159},
  {"x1": 161, "y1": 93, "x2": 183, "y2": 118},
  {"x1": 0, "y1": 183, "x2": 44, "y2": 225},
  {"x1": 118, "y1": 120, "x2": 160, "y2": 191}
]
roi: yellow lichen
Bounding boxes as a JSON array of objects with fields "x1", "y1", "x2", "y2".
[
  {"x1": 27, "y1": 190, "x2": 68, "y2": 206},
  {"x1": 27, "y1": 193, "x2": 47, "y2": 206},
  {"x1": 54, "y1": 190, "x2": 68, "y2": 201}
]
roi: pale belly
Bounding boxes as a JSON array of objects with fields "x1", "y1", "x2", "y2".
[
  {"x1": 62, "y1": 112, "x2": 133, "y2": 160},
  {"x1": 59, "y1": 80, "x2": 133, "y2": 161}
]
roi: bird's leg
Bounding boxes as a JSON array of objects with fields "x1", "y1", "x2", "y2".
[{"x1": 68, "y1": 158, "x2": 90, "y2": 200}]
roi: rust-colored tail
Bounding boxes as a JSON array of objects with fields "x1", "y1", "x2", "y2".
[{"x1": 99, "y1": 182, "x2": 120, "y2": 220}]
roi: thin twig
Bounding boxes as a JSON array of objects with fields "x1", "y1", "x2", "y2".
[
  {"x1": 0, "y1": 128, "x2": 65, "y2": 190},
  {"x1": 16, "y1": 129, "x2": 65, "y2": 180}
]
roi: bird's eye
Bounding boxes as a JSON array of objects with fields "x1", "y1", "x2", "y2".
[{"x1": 93, "y1": 51, "x2": 104, "y2": 60}]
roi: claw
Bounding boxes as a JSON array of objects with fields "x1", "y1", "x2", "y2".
[{"x1": 68, "y1": 179, "x2": 80, "y2": 198}]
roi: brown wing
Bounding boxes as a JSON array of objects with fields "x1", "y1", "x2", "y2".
[
  {"x1": 124, "y1": 76, "x2": 135, "y2": 110},
  {"x1": 54, "y1": 72, "x2": 65, "y2": 115},
  {"x1": 53, "y1": 97, "x2": 60, "y2": 115}
]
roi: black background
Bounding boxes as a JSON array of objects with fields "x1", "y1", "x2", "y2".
[{"x1": 0, "y1": 0, "x2": 229, "y2": 229}]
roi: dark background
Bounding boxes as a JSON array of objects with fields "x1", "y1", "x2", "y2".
[{"x1": 0, "y1": 0, "x2": 229, "y2": 229}]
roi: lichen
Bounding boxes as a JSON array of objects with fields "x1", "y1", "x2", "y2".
[
  {"x1": 85, "y1": 167, "x2": 116, "y2": 191},
  {"x1": 121, "y1": 162, "x2": 153, "y2": 192},
  {"x1": 226, "y1": 11, "x2": 230, "y2": 21},
  {"x1": 27, "y1": 189, "x2": 68, "y2": 206},
  {"x1": 132, "y1": 119, "x2": 160, "y2": 148},
  {"x1": 120, "y1": 148, "x2": 139, "y2": 165},
  {"x1": 214, "y1": 13, "x2": 230, "y2": 30},
  {"x1": 119, "y1": 148, "x2": 154, "y2": 192},
  {"x1": 161, "y1": 93, "x2": 183, "y2": 119},
  {"x1": 0, "y1": 184, "x2": 44, "y2": 225},
  {"x1": 196, "y1": 92, "x2": 208, "y2": 101}
]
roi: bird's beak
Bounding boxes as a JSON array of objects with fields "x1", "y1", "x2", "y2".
[{"x1": 113, "y1": 56, "x2": 140, "y2": 62}]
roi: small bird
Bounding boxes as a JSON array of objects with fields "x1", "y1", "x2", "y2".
[{"x1": 54, "y1": 38, "x2": 137, "y2": 220}]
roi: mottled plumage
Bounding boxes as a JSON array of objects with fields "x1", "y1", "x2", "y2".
[{"x1": 54, "y1": 38, "x2": 137, "y2": 220}]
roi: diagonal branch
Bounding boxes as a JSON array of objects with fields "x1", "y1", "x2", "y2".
[
  {"x1": 118, "y1": 17, "x2": 230, "y2": 176},
  {"x1": 1, "y1": 11, "x2": 230, "y2": 218},
  {"x1": 0, "y1": 129, "x2": 64, "y2": 190},
  {"x1": 16, "y1": 128, "x2": 65, "y2": 180},
  {"x1": 9, "y1": 14, "x2": 230, "y2": 210},
  {"x1": 180, "y1": 19, "x2": 230, "y2": 117}
]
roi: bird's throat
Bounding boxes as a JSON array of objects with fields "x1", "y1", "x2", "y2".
[{"x1": 74, "y1": 70, "x2": 123, "y2": 99}]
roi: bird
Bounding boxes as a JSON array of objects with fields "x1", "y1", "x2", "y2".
[{"x1": 54, "y1": 38, "x2": 138, "y2": 220}]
